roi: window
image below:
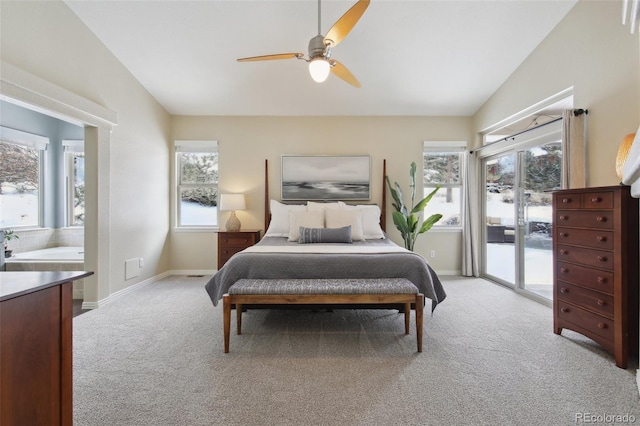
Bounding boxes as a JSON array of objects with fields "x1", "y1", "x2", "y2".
[
  {"x1": 0, "y1": 127, "x2": 48, "y2": 228},
  {"x1": 63, "y1": 140, "x2": 85, "y2": 226},
  {"x1": 423, "y1": 141, "x2": 467, "y2": 228},
  {"x1": 175, "y1": 141, "x2": 218, "y2": 228}
]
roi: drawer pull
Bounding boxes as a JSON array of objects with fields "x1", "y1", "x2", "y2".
[
  {"x1": 560, "y1": 249, "x2": 568, "y2": 255},
  {"x1": 562, "y1": 197, "x2": 572, "y2": 204},
  {"x1": 560, "y1": 287, "x2": 569, "y2": 294},
  {"x1": 561, "y1": 307, "x2": 570, "y2": 313},
  {"x1": 597, "y1": 299, "x2": 606, "y2": 306},
  {"x1": 597, "y1": 322, "x2": 608, "y2": 329},
  {"x1": 597, "y1": 276, "x2": 607, "y2": 284},
  {"x1": 559, "y1": 215, "x2": 568, "y2": 221},
  {"x1": 560, "y1": 267, "x2": 569, "y2": 274},
  {"x1": 597, "y1": 256, "x2": 608, "y2": 262},
  {"x1": 591, "y1": 196, "x2": 602, "y2": 203},
  {"x1": 596, "y1": 216, "x2": 607, "y2": 222},
  {"x1": 559, "y1": 232, "x2": 568, "y2": 238},
  {"x1": 596, "y1": 235, "x2": 607, "y2": 242}
]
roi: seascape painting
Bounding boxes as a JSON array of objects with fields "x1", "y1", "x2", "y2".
[{"x1": 281, "y1": 155, "x2": 371, "y2": 200}]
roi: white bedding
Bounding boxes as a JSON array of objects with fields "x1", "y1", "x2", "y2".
[{"x1": 242, "y1": 243, "x2": 411, "y2": 255}]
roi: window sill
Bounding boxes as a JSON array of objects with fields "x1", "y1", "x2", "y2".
[{"x1": 428, "y1": 227, "x2": 463, "y2": 233}]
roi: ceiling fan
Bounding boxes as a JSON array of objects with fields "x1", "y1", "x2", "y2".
[{"x1": 237, "y1": 0, "x2": 370, "y2": 87}]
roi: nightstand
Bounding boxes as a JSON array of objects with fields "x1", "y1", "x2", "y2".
[{"x1": 217, "y1": 229, "x2": 261, "y2": 269}]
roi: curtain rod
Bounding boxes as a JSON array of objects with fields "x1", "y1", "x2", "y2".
[{"x1": 470, "y1": 109, "x2": 588, "y2": 154}]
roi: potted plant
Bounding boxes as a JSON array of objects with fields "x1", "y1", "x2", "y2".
[
  {"x1": 3, "y1": 229, "x2": 19, "y2": 258},
  {"x1": 386, "y1": 162, "x2": 442, "y2": 251}
]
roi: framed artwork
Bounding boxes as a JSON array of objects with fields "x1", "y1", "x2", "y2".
[{"x1": 281, "y1": 155, "x2": 371, "y2": 200}]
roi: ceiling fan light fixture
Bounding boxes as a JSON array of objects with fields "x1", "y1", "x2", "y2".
[{"x1": 308, "y1": 58, "x2": 330, "y2": 83}]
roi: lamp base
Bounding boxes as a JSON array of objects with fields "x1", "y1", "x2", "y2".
[{"x1": 225, "y1": 211, "x2": 241, "y2": 232}]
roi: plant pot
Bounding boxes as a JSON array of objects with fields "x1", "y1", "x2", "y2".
[{"x1": 4, "y1": 250, "x2": 12, "y2": 258}]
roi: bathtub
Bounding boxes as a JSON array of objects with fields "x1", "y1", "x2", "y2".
[
  {"x1": 6, "y1": 246, "x2": 86, "y2": 298},
  {"x1": 7, "y1": 246, "x2": 84, "y2": 261}
]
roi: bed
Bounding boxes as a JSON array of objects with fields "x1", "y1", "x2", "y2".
[{"x1": 204, "y1": 159, "x2": 446, "y2": 312}]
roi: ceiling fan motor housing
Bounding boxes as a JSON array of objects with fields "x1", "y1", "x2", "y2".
[{"x1": 308, "y1": 34, "x2": 329, "y2": 59}]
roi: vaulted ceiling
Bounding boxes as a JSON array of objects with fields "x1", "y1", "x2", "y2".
[{"x1": 65, "y1": 0, "x2": 578, "y2": 116}]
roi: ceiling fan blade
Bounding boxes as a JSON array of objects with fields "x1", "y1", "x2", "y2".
[
  {"x1": 324, "y1": 0, "x2": 370, "y2": 47},
  {"x1": 237, "y1": 53, "x2": 304, "y2": 62},
  {"x1": 330, "y1": 60, "x2": 361, "y2": 88}
]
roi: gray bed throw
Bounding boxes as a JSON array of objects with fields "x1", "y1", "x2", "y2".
[{"x1": 204, "y1": 237, "x2": 446, "y2": 311}]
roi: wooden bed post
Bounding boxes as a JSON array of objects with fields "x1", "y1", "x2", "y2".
[{"x1": 264, "y1": 159, "x2": 269, "y2": 232}]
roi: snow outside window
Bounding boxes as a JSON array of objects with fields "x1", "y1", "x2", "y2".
[{"x1": 176, "y1": 141, "x2": 219, "y2": 229}]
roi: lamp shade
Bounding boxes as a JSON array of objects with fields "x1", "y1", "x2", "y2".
[
  {"x1": 308, "y1": 58, "x2": 330, "y2": 83},
  {"x1": 219, "y1": 194, "x2": 246, "y2": 211},
  {"x1": 616, "y1": 133, "x2": 636, "y2": 180}
]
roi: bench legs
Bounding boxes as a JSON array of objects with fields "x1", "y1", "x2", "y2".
[
  {"x1": 416, "y1": 294, "x2": 424, "y2": 353},
  {"x1": 222, "y1": 293, "x2": 426, "y2": 353},
  {"x1": 223, "y1": 294, "x2": 230, "y2": 353},
  {"x1": 236, "y1": 303, "x2": 243, "y2": 335}
]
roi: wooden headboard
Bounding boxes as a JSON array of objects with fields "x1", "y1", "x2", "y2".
[{"x1": 264, "y1": 158, "x2": 387, "y2": 233}]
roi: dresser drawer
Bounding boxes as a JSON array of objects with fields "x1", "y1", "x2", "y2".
[
  {"x1": 557, "y1": 300, "x2": 614, "y2": 341},
  {"x1": 556, "y1": 261, "x2": 614, "y2": 294},
  {"x1": 220, "y1": 246, "x2": 246, "y2": 260},
  {"x1": 219, "y1": 234, "x2": 257, "y2": 247},
  {"x1": 556, "y1": 245, "x2": 614, "y2": 271},
  {"x1": 556, "y1": 194, "x2": 580, "y2": 208},
  {"x1": 582, "y1": 192, "x2": 614, "y2": 209},
  {"x1": 556, "y1": 282, "x2": 613, "y2": 318},
  {"x1": 555, "y1": 210, "x2": 613, "y2": 230},
  {"x1": 218, "y1": 230, "x2": 261, "y2": 269},
  {"x1": 556, "y1": 227, "x2": 613, "y2": 250}
]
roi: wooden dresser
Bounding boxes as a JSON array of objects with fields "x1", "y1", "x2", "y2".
[
  {"x1": 1, "y1": 271, "x2": 93, "y2": 426},
  {"x1": 218, "y1": 229, "x2": 261, "y2": 269},
  {"x1": 553, "y1": 185, "x2": 639, "y2": 368}
]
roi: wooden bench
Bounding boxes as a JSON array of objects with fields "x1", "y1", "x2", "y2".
[{"x1": 222, "y1": 278, "x2": 425, "y2": 353}]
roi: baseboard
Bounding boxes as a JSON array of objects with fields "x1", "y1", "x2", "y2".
[
  {"x1": 169, "y1": 269, "x2": 216, "y2": 276},
  {"x1": 81, "y1": 270, "x2": 173, "y2": 310}
]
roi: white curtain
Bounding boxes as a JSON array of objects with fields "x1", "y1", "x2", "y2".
[
  {"x1": 462, "y1": 151, "x2": 479, "y2": 276},
  {"x1": 561, "y1": 110, "x2": 587, "y2": 188}
]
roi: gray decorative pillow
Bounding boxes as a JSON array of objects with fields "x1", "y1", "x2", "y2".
[{"x1": 298, "y1": 226, "x2": 352, "y2": 244}]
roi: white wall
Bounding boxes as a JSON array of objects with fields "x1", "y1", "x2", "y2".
[
  {"x1": 0, "y1": 1, "x2": 172, "y2": 300},
  {"x1": 171, "y1": 116, "x2": 471, "y2": 274},
  {"x1": 3, "y1": 0, "x2": 637, "y2": 297},
  {"x1": 473, "y1": 0, "x2": 640, "y2": 187}
]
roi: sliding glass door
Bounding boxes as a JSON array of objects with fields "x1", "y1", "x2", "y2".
[
  {"x1": 484, "y1": 154, "x2": 516, "y2": 285},
  {"x1": 481, "y1": 121, "x2": 562, "y2": 302},
  {"x1": 519, "y1": 142, "x2": 561, "y2": 299}
]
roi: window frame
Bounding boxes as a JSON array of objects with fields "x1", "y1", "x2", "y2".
[
  {"x1": 0, "y1": 126, "x2": 48, "y2": 229},
  {"x1": 63, "y1": 140, "x2": 85, "y2": 227},
  {"x1": 174, "y1": 140, "x2": 219, "y2": 231},
  {"x1": 423, "y1": 141, "x2": 467, "y2": 230}
]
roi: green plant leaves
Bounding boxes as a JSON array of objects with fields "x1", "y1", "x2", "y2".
[{"x1": 385, "y1": 162, "x2": 442, "y2": 251}]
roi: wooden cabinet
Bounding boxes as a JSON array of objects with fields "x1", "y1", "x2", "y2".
[
  {"x1": 1, "y1": 271, "x2": 93, "y2": 426},
  {"x1": 553, "y1": 186, "x2": 639, "y2": 368},
  {"x1": 218, "y1": 229, "x2": 261, "y2": 269}
]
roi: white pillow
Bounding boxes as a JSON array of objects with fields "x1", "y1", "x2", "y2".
[
  {"x1": 288, "y1": 210, "x2": 324, "y2": 241},
  {"x1": 265, "y1": 199, "x2": 306, "y2": 237},
  {"x1": 307, "y1": 201, "x2": 345, "y2": 211},
  {"x1": 325, "y1": 208, "x2": 365, "y2": 241},
  {"x1": 355, "y1": 205, "x2": 385, "y2": 239}
]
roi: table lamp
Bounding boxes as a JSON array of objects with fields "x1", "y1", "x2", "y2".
[{"x1": 220, "y1": 194, "x2": 245, "y2": 231}]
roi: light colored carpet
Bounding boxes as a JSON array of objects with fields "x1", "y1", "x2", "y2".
[{"x1": 73, "y1": 275, "x2": 640, "y2": 425}]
